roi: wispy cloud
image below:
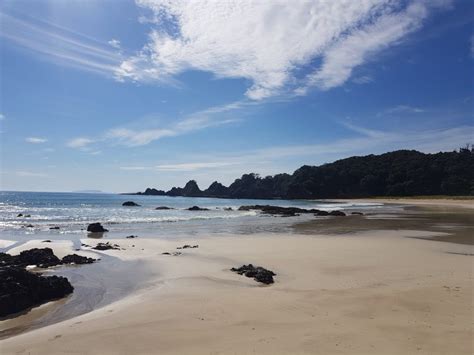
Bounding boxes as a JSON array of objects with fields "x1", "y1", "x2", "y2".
[
  {"x1": 378, "y1": 105, "x2": 427, "y2": 116},
  {"x1": 352, "y1": 75, "x2": 374, "y2": 85},
  {"x1": 115, "y1": 124, "x2": 474, "y2": 182},
  {"x1": 0, "y1": 113, "x2": 5, "y2": 120},
  {"x1": 0, "y1": 12, "x2": 122, "y2": 76},
  {"x1": 116, "y1": 0, "x2": 450, "y2": 100},
  {"x1": 67, "y1": 137, "x2": 94, "y2": 148},
  {"x1": 120, "y1": 162, "x2": 234, "y2": 172},
  {"x1": 69, "y1": 100, "x2": 247, "y2": 148},
  {"x1": 25, "y1": 137, "x2": 48, "y2": 144},
  {"x1": 16, "y1": 171, "x2": 49, "y2": 178}
]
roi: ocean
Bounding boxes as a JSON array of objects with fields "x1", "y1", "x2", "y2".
[{"x1": 0, "y1": 191, "x2": 383, "y2": 241}]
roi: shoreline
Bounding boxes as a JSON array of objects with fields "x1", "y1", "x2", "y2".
[
  {"x1": 331, "y1": 197, "x2": 474, "y2": 209},
  {"x1": 0, "y1": 201, "x2": 473, "y2": 354}
]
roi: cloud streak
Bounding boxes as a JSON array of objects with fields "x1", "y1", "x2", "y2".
[
  {"x1": 0, "y1": 12, "x2": 122, "y2": 76},
  {"x1": 25, "y1": 137, "x2": 48, "y2": 144}
]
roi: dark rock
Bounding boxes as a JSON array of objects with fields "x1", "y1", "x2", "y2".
[
  {"x1": 87, "y1": 223, "x2": 108, "y2": 233},
  {"x1": 49, "y1": 226, "x2": 60, "y2": 230},
  {"x1": 181, "y1": 180, "x2": 202, "y2": 197},
  {"x1": 17, "y1": 248, "x2": 62, "y2": 268},
  {"x1": 155, "y1": 206, "x2": 173, "y2": 210},
  {"x1": 351, "y1": 212, "x2": 364, "y2": 215},
  {"x1": 0, "y1": 266, "x2": 73, "y2": 317},
  {"x1": 223, "y1": 207, "x2": 233, "y2": 211},
  {"x1": 328, "y1": 210, "x2": 346, "y2": 216},
  {"x1": 122, "y1": 201, "x2": 141, "y2": 207},
  {"x1": 17, "y1": 213, "x2": 23, "y2": 217},
  {"x1": 92, "y1": 242, "x2": 120, "y2": 251},
  {"x1": 204, "y1": 181, "x2": 228, "y2": 197},
  {"x1": 231, "y1": 264, "x2": 276, "y2": 285},
  {"x1": 42, "y1": 240, "x2": 52, "y2": 243},
  {"x1": 142, "y1": 188, "x2": 166, "y2": 196},
  {"x1": 187, "y1": 206, "x2": 209, "y2": 211},
  {"x1": 176, "y1": 245, "x2": 198, "y2": 249},
  {"x1": 126, "y1": 235, "x2": 138, "y2": 239},
  {"x1": 25, "y1": 224, "x2": 34, "y2": 228},
  {"x1": 24, "y1": 214, "x2": 31, "y2": 218},
  {"x1": 314, "y1": 210, "x2": 329, "y2": 216},
  {"x1": 61, "y1": 254, "x2": 96, "y2": 265},
  {"x1": 162, "y1": 252, "x2": 182, "y2": 256},
  {"x1": 238, "y1": 205, "x2": 320, "y2": 216}
]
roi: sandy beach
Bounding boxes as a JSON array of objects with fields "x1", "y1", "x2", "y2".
[{"x1": 1, "y1": 201, "x2": 473, "y2": 355}]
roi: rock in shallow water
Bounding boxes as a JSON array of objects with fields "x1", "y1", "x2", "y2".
[
  {"x1": 122, "y1": 201, "x2": 141, "y2": 207},
  {"x1": 61, "y1": 254, "x2": 96, "y2": 265},
  {"x1": 87, "y1": 223, "x2": 108, "y2": 233},
  {"x1": 0, "y1": 266, "x2": 73, "y2": 317},
  {"x1": 92, "y1": 242, "x2": 120, "y2": 251},
  {"x1": 187, "y1": 206, "x2": 209, "y2": 211},
  {"x1": 231, "y1": 264, "x2": 276, "y2": 285}
]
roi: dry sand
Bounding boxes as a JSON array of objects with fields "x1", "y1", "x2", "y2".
[
  {"x1": 1, "y1": 227, "x2": 473, "y2": 355},
  {"x1": 334, "y1": 197, "x2": 474, "y2": 210}
]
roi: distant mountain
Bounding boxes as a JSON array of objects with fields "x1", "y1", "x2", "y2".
[{"x1": 126, "y1": 148, "x2": 474, "y2": 199}]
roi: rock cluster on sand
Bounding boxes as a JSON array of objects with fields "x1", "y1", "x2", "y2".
[
  {"x1": 87, "y1": 223, "x2": 109, "y2": 233},
  {"x1": 176, "y1": 244, "x2": 199, "y2": 249},
  {"x1": 92, "y1": 242, "x2": 120, "y2": 251},
  {"x1": 155, "y1": 206, "x2": 173, "y2": 210},
  {"x1": 0, "y1": 267, "x2": 73, "y2": 317},
  {"x1": 187, "y1": 206, "x2": 209, "y2": 211},
  {"x1": 122, "y1": 201, "x2": 141, "y2": 207},
  {"x1": 238, "y1": 205, "x2": 350, "y2": 217},
  {"x1": 0, "y1": 248, "x2": 97, "y2": 317},
  {"x1": 231, "y1": 264, "x2": 276, "y2": 285}
]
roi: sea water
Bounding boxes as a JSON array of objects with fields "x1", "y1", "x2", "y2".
[{"x1": 0, "y1": 191, "x2": 383, "y2": 242}]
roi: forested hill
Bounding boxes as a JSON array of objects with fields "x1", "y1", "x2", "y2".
[{"x1": 129, "y1": 149, "x2": 474, "y2": 199}]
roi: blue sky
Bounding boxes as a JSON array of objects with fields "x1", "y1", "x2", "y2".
[{"x1": 0, "y1": 0, "x2": 473, "y2": 192}]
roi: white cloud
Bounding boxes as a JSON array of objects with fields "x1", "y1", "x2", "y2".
[
  {"x1": 0, "y1": 113, "x2": 5, "y2": 120},
  {"x1": 108, "y1": 39, "x2": 121, "y2": 49},
  {"x1": 352, "y1": 75, "x2": 374, "y2": 85},
  {"x1": 116, "y1": 0, "x2": 450, "y2": 99},
  {"x1": 378, "y1": 105, "x2": 427, "y2": 116},
  {"x1": 67, "y1": 137, "x2": 94, "y2": 148},
  {"x1": 25, "y1": 137, "x2": 48, "y2": 143},
  {"x1": 16, "y1": 171, "x2": 49, "y2": 178},
  {"x1": 1, "y1": 13, "x2": 122, "y2": 76},
  {"x1": 155, "y1": 162, "x2": 234, "y2": 171}
]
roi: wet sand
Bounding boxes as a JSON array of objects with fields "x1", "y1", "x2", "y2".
[{"x1": 0, "y1": 202, "x2": 473, "y2": 354}]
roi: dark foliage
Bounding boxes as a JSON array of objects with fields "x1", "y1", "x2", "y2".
[{"x1": 134, "y1": 149, "x2": 474, "y2": 199}]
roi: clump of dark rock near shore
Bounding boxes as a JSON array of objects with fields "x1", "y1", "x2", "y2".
[
  {"x1": 122, "y1": 201, "x2": 141, "y2": 207},
  {"x1": 177, "y1": 244, "x2": 198, "y2": 249},
  {"x1": 17, "y1": 213, "x2": 23, "y2": 217},
  {"x1": 0, "y1": 266, "x2": 73, "y2": 317},
  {"x1": 61, "y1": 254, "x2": 96, "y2": 265},
  {"x1": 231, "y1": 264, "x2": 276, "y2": 285},
  {"x1": 328, "y1": 210, "x2": 346, "y2": 216},
  {"x1": 92, "y1": 242, "x2": 120, "y2": 251},
  {"x1": 351, "y1": 211, "x2": 364, "y2": 215},
  {"x1": 155, "y1": 206, "x2": 173, "y2": 210},
  {"x1": 49, "y1": 226, "x2": 60, "y2": 230},
  {"x1": 187, "y1": 206, "x2": 209, "y2": 211},
  {"x1": 224, "y1": 207, "x2": 233, "y2": 211},
  {"x1": 17, "y1": 248, "x2": 62, "y2": 268},
  {"x1": 162, "y1": 252, "x2": 182, "y2": 256},
  {"x1": 239, "y1": 205, "x2": 321, "y2": 217},
  {"x1": 314, "y1": 210, "x2": 329, "y2": 216},
  {"x1": 24, "y1": 224, "x2": 34, "y2": 228},
  {"x1": 126, "y1": 235, "x2": 138, "y2": 239},
  {"x1": 87, "y1": 223, "x2": 108, "y2": 233}
]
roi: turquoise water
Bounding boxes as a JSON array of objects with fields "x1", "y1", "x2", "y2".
[{"x1": 0, "y1": 191, "x2": 383, "y2": 240}]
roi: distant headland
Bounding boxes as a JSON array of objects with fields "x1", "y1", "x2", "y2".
[{"x1": 124, "y1": 148, "x2": 474, "y2": 199}]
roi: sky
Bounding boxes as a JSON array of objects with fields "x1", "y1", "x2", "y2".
[{"x1": 0, "y1": 0, "x2": 473, "y2": 193}]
